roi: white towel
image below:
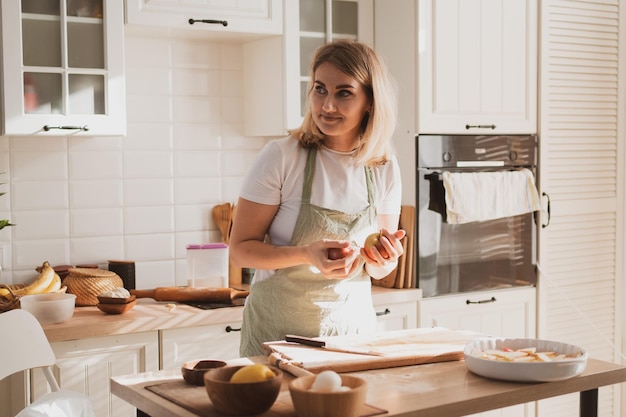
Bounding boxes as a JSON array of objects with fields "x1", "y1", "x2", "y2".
[{"x1": 442, "y1": 169, "x2": 541, "y2": 224}]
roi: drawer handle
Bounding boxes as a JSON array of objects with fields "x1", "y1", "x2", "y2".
[
  {"x1": 465, "y1": 124, "x2": 496, "y2": 130},
  {"x1": 43, "y1": 125, "x2": 89, "y2": 132},
  {"x1": 376, "y1": 308, "x2": 391, "y2": 317},
  {"x1": 466, "y1": 297, "x2": 497, "y2": 305},
  {"x1": 189, "y1": 18, "x2": 228, "y2": 26},
  {"x1": 225, "y1": 325, "x2": 241, "y2": 333}
]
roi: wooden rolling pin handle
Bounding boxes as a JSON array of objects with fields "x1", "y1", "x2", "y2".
[
  {"x1": 130, "y1": 289, "x2": 156, "y2": 299},
  {"x1": 268, "y1": 352, "x2": 313, "y2": 378}
]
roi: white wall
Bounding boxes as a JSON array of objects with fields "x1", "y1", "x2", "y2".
[{"x1": 0, "y1": 33, "x2": 270, "y2": 289}]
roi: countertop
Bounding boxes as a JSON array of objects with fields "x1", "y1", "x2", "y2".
[{"x1": 42, "y1": 286, "x2": 421, "y2": 343}]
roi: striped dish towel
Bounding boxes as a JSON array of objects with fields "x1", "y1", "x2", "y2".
[{"x1": 442, "y1": 169, "x2": 541, "y2": 224}]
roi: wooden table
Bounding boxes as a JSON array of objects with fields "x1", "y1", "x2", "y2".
[{"x1": 111, "y1": 357, "x2": 626, "y2": 417}]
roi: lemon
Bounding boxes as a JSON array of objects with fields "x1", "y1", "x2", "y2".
[{"x1": 230, "y1": 364, "x2": 276, "y2": 383}]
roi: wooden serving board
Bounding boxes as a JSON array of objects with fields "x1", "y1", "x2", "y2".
[
  {"x1": 145, "y1": 380, "x2": 386, "y2": 417},
  {"x1": 263, "y1": 328, "x2": 481, "y2": 374}
]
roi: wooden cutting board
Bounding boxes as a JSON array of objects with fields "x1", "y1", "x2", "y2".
[
  {"x1": 263, "y1": 327, "x2": 481, "y2": 374},
  {"x1": 146, "y1": 380, "x2": 387, "y2": 417},
  {"x1": 372, "y1": 205, "x2": 416, "y2": 289}
]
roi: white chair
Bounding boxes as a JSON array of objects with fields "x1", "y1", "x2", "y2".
[{"x1": 0, "y1": 309, "x2": 95, "y2": 417}]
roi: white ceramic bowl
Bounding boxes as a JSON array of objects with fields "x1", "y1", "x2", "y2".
[
  {"x1": 20, "y1": 293, "x2": 76, "y2": 324},
  {"x1": 464, "y1": 338, "x2": 587, "y2": 382}
]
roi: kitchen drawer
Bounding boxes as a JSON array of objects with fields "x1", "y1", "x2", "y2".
[
  {"x1": 372, "y1": 287, "x2": 420, "y2": 331},
  {"x1": 417, "y1": 287, "x2": 536, "y2": 338},
  {"x1": 160, "y1": 320, "x2": 243, "y2": 368}
]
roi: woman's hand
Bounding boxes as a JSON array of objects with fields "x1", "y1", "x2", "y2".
[
  {"x1": 360, "y1": 228, "x2": 406, "y2": 267},
  {"x1": 307, "y1": 240, "x2": 362, "y2": 279}
]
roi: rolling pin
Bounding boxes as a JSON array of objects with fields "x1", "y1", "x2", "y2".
[{"x1": 130, "y1": 287, "x2": 249, "y2": 303}]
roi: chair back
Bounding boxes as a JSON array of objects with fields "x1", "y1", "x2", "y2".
[{"x1": 0, "y1": 309, "x2": 60, "y2": 391}]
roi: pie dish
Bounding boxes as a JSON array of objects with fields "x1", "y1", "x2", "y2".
[{"x1": 464, "y1": 337, "x2": 587, "y2": 382}]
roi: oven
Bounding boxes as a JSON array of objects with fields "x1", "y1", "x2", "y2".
[{"x1": 416, "y1": 134, "x2": 538, "y2": 297}]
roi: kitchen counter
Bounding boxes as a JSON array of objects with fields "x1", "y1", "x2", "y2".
[{"x1": 42, "y1": 286, "x2": 421, "y2": 343}]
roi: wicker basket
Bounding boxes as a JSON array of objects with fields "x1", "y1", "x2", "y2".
[
  {"x1": 65, "y1": 268, "x2": 124, "y2": 306},
  {"x1": 0, "y1": 284, "x2": 25, "y2": 312}
]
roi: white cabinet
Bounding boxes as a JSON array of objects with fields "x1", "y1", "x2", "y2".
[
  {"x1": 374, "y1": 300, "x2": 417, "y2": 331},
  {"x1": 32, "y1": 332, "x2": 159, "y2": 417},
  {"x1": 418, "y1": 287, "x2": 536, "y2": 417},
  {"x1": 374, "y1": 0, "x2": 537, "y2": 136},
  {"x1": 243, "y1": 0, "x2": 373, "y2": 136},
  {"x1": 160, "y1": 317, "x2": 244, "y2": 368},
  {"x1": 1, "y1": 0, "x2": 126, "y2": 136},
  {"x1": 417, "y1": 287, "x2": 536, "y2": 338},
  {"x1": 125, "y1": 0, "x2": 283, "y2": 35},
  {"x1": 372, "y1": 287, "x2": 419, "y2": 331},
  {"x1": 418, "y1": 0, "x2": 537, "y2": 134}
]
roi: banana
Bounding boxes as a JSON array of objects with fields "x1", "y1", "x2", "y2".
[
  {"x1": 42, "y1": 273, "x2": 62, "y2": 293},
  {"x1": 0, "y1": 261, "x2": 56, "y2": 298}
]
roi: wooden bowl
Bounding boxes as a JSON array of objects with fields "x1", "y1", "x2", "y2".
[
  {"x1": 204, "y1": 365, "x2": 282, "y2": 415},
  {"x1": 182, "y1": 359, "x2": 227, "y2": 386},
  {"x1": 289, "y1": 374, "x2": 367, "y2": 417},
  {"x1": 96, "y1": 299, "x2": 137, "y2": 314},
  {"x1": 97, "y1": 294, "x2": 136, "y2": 304}
]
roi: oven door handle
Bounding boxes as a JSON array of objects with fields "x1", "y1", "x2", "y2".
[{"x1": 541, "y1": 192, "x2": 551, "y2": 228}]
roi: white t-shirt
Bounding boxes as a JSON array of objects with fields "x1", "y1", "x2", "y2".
[{"x1": 239, "y1": 136, "x2": 402, "y2": 251}]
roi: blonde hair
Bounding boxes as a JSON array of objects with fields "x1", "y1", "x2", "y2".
[{"x1": 290, "y1": 40, "x2": 398, "y2": 166}]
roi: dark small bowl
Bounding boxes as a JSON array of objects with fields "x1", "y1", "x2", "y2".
[
  {"x1": 204, "y1": 365, "x2": 283, "y2": 415},
  {"x1": 96, "y1": 299, "x2": 137, "y2": 314},
  {"x1": 97, "y1": 294, "x2": 136, "y2": 304},
  {"x1": 181, "y1": 360, "x2": 227, "y2": 386}
]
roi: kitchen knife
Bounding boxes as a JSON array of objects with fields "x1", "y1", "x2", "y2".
[{"x1": 285, "y1": 334, "x2": 385, "y2": 356}]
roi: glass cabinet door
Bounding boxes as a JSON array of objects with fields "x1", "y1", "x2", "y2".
[
  {"x1": 2, "y1": 0, "x2": 125, "y2": 136},
  {"x1": 22, "y1": 0, "x2": 104, "y2": 117},
  {"x1": 298, "y1": 0, "x2": 365, "y2": 117}
]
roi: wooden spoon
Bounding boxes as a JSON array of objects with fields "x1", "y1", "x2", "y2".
[{"x1": 212, "y1": 203, "x2": 232, "y2": 243}]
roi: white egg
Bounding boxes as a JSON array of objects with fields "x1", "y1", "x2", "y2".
[{"x1": 310, "y1": 370, "x2": 343, "y2": 393}]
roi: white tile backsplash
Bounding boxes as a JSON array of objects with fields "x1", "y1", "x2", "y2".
[
  {"x1": 123, "y1": 206, "x2": 174, "y2": 235},
  {"x1": 12, "y1": 210, "x2": 69, "y2": 240},
  {"x1": 70, "y1": 208, "x2": 123, "y2": 237},
  {"x1": 125, "y1": 233, "x2": 175, "y2": 261},
  {"x1": 11, "y1": 181, "x2": 69, "y2": 210},
  {"x1": 124, "y1": 178, "x2": 174, "y2": 206},
  {"x1": 11, "y1": 151, "x2": 68, "y2": 180},
  {"x1": 0, "y1": 36, "x2": 270, "y2": 287},
  {"x1": 69, "y1": 180, "x2": 123, "y2": 208},
  {"x1": 172, "y1": 96, "x2": 222, "y2": 123},
  {"x1": 124, "y1": 151, "x2": 173, "y2": 178},
  {"x1": 68, "y1": 151, "x2": 123, "y2": 179}
]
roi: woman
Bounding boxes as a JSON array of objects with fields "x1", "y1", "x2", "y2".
[{"x1": 230, "y1": 40, "x2": 405, "y2": 357}]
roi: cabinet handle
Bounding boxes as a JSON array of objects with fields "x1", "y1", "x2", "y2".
[
  {"x1": 465, "y1": 124, "x2": 496, "y2": 130},
  {"x1": 541, "y1": 192, "x2": 551, "y2": 228},
  {"x1": 43, "y1": 125, "x2": 89, "y2": 132},
  {"x1": 375, "y1": 308, "x2": 391, "y2": 317},
  {"x1": 188, "y1": 18, "x2": 228, "y2": 26},
  {"x1": 225, "y1": 325, "x2": 241, "y2": 333},
  {"x1": 466, "y1": 297, "x2": 496, "y2": 304}
]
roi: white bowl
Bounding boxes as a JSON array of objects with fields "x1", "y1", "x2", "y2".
[
  {"x1": 464, "y1": 337, "x2": 587, "y2": 382},
  {"x1": 20, "y1": 293, "x2": 76, "y2": 324}
]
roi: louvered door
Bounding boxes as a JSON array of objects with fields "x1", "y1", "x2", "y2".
[{"x1": 537, "y1": 1, "x2": 624, "y2": 416}]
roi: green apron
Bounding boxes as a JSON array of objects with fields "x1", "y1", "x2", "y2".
[{"x1": 240, "y1": 147, "x2": 378, "y2": 357}]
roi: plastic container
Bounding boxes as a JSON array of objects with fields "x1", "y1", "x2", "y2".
[
  {"x1": 186, "y1": 243, "x2": 229, "y2": 288},
  {"x1": 20, "y1": 293, "x2": 76, "y2": 324}
]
